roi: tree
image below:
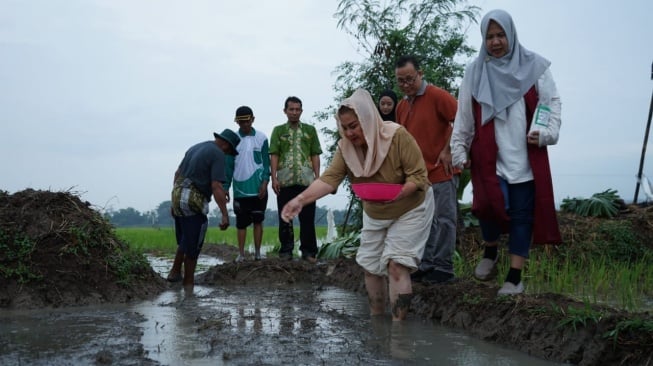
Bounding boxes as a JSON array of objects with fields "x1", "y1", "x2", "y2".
[
  {"x1": 108, "y1": 207, "x2": 148, "y2": 227},
  {"x1": 332, "y1": 0, "x2": 478, "y2": 97},
  {"x1": 155, "y1": 200, "x2": 174, "y2": 228},
  {"x1": 317, "y1": 0, "x2": 479, "y2": 230}
]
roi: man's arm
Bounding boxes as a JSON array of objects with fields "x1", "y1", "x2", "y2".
[
  {"x1": 211, "y1": 181, "x2": 230, "y2": 230},
  {"x1": 311, "y1": 155, "x2": 320, "y2": 180},
  {"x1": 270, "y1": 154, "x2": 279, "y2": 195},
  {"x1": 309, "y1": 127, "x2": 322, "y2": 179},
  {"x1": 437, "y1": 128, "x2": 454, "y2": 176},
  {"x1": 435, "y1": 88, "x2": 458, "y2": 176},
  {"x1": 259, "y1": 139, "x2": 271, "y2": 198},
  {"x1": 268, "y1": 127, "x2": 281, "y2": 195},
  {"x1": 223, "y1": 154, "x2": 235, "y2": 202}
]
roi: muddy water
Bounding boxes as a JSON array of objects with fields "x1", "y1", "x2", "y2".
[{"x1": 0, "y1": 257, "x2": 570, "y2": 366}]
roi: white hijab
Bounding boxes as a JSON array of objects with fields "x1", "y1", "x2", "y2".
[
  {"x1": 335, "y1": 89, "x2": 400, "y2": 177},
  {"x1": 470, "y1": 9, "x2": 551, "y2": 124}
]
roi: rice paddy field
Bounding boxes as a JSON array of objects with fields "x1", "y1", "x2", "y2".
[{"x1": 115, "y1": 226, "x2": 328, "y2": 254}]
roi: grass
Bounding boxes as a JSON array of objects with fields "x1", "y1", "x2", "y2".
[
  {"x1": 526, "y1": 251, "x2": 653, "y2": 311},
  {"x1": 555, "y1": 301, "x2": 604, "y2": 331},
  {"x1": 603, "y1": 318, "x2": 653, "y2": 345},
  {"x1": 451, "y1": 217, "x2": 653, "y2": 312},
  {"x1": 523, "y1": 220, "x2": 653, "y2": 312},
  {"x1": 116, "y1": 226, "x2": 329, "y2": 254}
]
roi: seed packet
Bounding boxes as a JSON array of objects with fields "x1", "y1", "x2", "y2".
[{"x1": 529, "y1": 104, "x2": 551, "y2": 132}]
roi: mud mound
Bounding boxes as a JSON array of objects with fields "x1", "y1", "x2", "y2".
[
  {"x1": 0, "y1": 189, "x2": 166, "y2": 309},
  {"x1": 199, "y1": 257, "x2": 367, "y2": 293}
]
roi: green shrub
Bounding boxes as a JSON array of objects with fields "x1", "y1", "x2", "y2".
[
  {"x1": 560, "y1": 189, "x2": 620, "y2": 218},
  {"x1": 0, "y1": 229, "x2": 41, "y2": 283},
  {"x1": 594, "y1": 221, "x2": 647, "y2": 262},
  {"x1": 317, "y1": 231, "x2": 360, "y2": 259}
]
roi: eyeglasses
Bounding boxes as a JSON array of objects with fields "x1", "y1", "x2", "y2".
[{"x1": 396, "y1": 74, "x2": 418, "y2": 86}]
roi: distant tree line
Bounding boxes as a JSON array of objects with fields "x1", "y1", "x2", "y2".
[{"x1": 103, "y1": 200, "x2": 350, "y2": 228}]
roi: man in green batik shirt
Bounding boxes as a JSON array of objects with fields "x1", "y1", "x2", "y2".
[{"x1": 269, "y1": 96, "x2": 322, "y2": 263}]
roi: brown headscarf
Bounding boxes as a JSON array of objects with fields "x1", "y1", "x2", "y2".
[{"x1": 335, "y1": 88, "x2": 400, "y2": 177}]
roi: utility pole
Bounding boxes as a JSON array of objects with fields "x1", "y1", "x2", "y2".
[{"x1": 634, "y1": 61, "x2": 653, "y2": 204}]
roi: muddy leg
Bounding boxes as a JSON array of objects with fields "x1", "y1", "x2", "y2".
[
  {"x1": 388, "y1": 260, "x2": 412, "y2": 321},
  {"x1": 253, "y1": 222, "x2": 263, "y2": 258},
  {"x1": 182, "y1": 257, "x2": 198, "y2": 290},
  {"x1": 364, "y1": 271, "x2": 387, "y2": 316},
  {"x1": 237, "y1": 229, "x2": 247, "y2": 257},
  {"x1": 167, "y1": 248, "x2": 184, "y2": 282}
]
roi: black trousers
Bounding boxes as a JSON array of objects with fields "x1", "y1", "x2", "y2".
[{"x1": 276, "y1": 185, "x2": 317, "y2": 257}]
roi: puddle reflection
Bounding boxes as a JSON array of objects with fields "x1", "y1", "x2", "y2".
[
  {"x1": 0, "y1": 256, "x2": 570, "y2": 365},
  {"x1": 134, "y1": 284, "x2": 568, "y2": 365}
]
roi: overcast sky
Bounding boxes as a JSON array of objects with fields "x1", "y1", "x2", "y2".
[{"x1": 2, "y1": 0, "x2": 652, "y2": 214}]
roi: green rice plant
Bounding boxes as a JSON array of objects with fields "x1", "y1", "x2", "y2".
[
  {"x1": 556, "y1": 301, "x2": 603, "y2": 331},
  {"x1": 116, "y1": 226, "x2": 328, "y2": 255},
  {"x1": 560, "y1": 189, "x2": 620, "y2": 218},
  {"x1": 453, "y1": 250, "x2": 475, "y2": 278},
  {"x1": 115, "y1": 227, "x2": 178, "y2": 253},
  {"x1": 548, "y1": 301, "x2": 564, "y2": 316},
  {"x1": 603, "y1": 318, "x2": 653, "y2": 345},
  {"x1": 609, "y1": 257, "x2": 653, "y2": 310},
  {"x1": 586, "y1": 258, "x2": 609, "y2": 304},
  {"x1": 526, "y1": 246, "x2": 653, "y2": 311},
  {"x1": 462, "y1": 293, "x2": 482, "y2": 305}
]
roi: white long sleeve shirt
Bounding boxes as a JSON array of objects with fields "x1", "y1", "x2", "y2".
[{"x1": 451, "y1": 68, "x2": 561, "y2": 184}]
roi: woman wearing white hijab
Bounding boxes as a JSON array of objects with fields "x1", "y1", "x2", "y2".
[
  {"x1": 451, "y1": 9, "x2": 562, "y2": 295},
  {"x1": 282, "y1": 88, "x2": 434, "y2": 321}
]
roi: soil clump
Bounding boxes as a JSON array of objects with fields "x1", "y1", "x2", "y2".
[{"x1": 0, "y1": 189, "x2": 166, "y2": 309}]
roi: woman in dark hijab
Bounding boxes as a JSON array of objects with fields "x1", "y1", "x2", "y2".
[{"x1": 377, "y1": 89, "x2": 398, "y2": 122}]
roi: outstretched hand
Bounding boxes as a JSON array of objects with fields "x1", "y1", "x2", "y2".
[{"x1": 281, "y1": 198, "x2": 302, "y2": 223}]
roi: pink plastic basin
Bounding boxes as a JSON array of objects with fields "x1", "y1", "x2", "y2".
[{"x1": 351, "y1": 183, "x2": 402, "y2": 202}]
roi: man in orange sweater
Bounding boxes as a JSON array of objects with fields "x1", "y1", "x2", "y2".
[{"x1": 395, "y1": 55, "x2": 459, "y2": 284}]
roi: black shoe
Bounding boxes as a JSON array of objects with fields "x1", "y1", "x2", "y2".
[
  {"x1": 410, "y1": 269, "x2": 429, "y2": 282},
  {"x1": 279, "y1": 253, "x2": 293, "y2": 260},
  {"x1": 422, "y1": 270, "x2": 455, "y2": 284}
]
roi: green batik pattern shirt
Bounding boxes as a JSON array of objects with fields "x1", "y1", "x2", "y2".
[{"x1": 269, "y1": 122, "x2": 322, "y2": 187}]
